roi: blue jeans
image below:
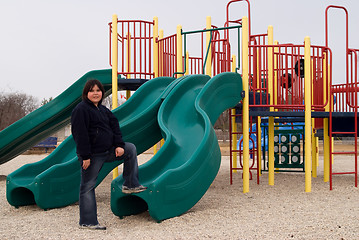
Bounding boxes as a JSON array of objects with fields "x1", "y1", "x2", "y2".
[{"x1": 78, "y1": 142, "x2": 140, "y2": 225}]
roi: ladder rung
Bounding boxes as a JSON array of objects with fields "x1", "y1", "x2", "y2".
[
  {"x1": 331, "y1": 131, "x2": 356, "y2": 135},
  {"x1": 332, "y1": 172, "x2": 356, "y2": 175},
  {"x1": 331, "y1": 151, "x2": 357, "y2": 155},
  {"x1": 231, "y1": 150, "x2": 242, "y2": 153},
  {"x1": 231, "y1": 132, "x2": 242, "y2": 135},
  {"x1": 231, "y1": 169, "x2": 243, "y2": 172}
]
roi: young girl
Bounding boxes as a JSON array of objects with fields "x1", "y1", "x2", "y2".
[{"x1": 71, "y1": 79, "x2": 146, "y2": 230}]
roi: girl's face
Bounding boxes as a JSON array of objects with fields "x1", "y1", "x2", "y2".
[{"x1": 87, "y1": 84, "x2": 102, "y2": 106}]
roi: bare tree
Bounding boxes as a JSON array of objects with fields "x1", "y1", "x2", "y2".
[
  {"x1": 213, "y1": 111, "x2": 230, "y2": 142},
  {"x1": 102, "y1": 94, "x2": 127, "y2": 110},
  {"x1": 102, "y1": 95, "x2": 112, "y2": 109},
  {"x1": 41, "y1": 97, "x2": 53, "y2": 106},
  {"x1": 214, "y1": 111, "x2": 229, "y2": 131},
  {"x1": 0, "y1": 92, "x2": 39, "y2": 130}
]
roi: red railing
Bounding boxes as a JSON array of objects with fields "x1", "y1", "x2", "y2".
[
  {"x1": 226, "y1": 0, "x2": 251, "y2": 36},
  {"x1": 185, "y1": 56, "x2": 203, "y2": 75},
  {"x1": 331, "y1": 83, "x2": 359, "y2": 112},
  {"x1": 157, "y1": 33, "x2": 207, "y2": 77},
  {"x1": 326, "y1": 5, "x2": 358, "y2": 190},
  {"x1": 329, "y1": 49, "x2": 358, "y2": 190},
  {"x1": 248, "y1": 34, "x2": 268, "y2": 95},
  {"x1": 109, "y1": 19, "x2": 237, "y2": 79},
  {"x1": 248, "y1": 44, "x2": 331, "y2": 112},
  {"x1": 346, "y1": 49, "x2": 359, "y2": 109},
  {"x1": 330, "y1": 50, "x2": 359, "y2": 113},
  {"x1": 158, "y1": 34, "x2": 177, "y2": 77},
  {"x1": 211, "y1": 28, "x2": 231, "y2": 75},
  {"x1": 109, "y1": 20, "x2": 154, "y2": 79},
  {"x1": 199, "y1": 26, "x2": 233, "y2": 76},
  {"x1": 325, "y1": 5, "x2": 357, "y2": 112}
]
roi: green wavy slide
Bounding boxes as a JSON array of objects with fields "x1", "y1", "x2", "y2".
[
  {"x1": 111, "y1": 72, "x2": 243, "y2": 222},
  {"x1": 0, "y1": 69, "x2": 114, "y2": 165},
  {"x1": 6, "y1": 74, "x2": 176, "y2": 209}
]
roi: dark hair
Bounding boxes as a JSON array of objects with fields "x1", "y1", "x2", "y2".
[
  {"x1": 281, "y1": 73, "x2": 292, "y2": 89},
  {"x1": 82, "y1": 79, "x2": 105, "y2": 103}
]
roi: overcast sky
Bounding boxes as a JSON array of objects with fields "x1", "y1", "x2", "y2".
[{"x1": 1, "y1": 0, "x2": 358, "y2": 100}]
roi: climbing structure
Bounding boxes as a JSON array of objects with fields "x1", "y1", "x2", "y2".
[
  {"x1": 107, "y1": 0, "x2": 357, "y2": 192},
  {"x1": 229, "y1": 2, "x2": 358, "y2": 192}
]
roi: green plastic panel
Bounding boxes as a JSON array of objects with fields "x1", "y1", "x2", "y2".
[
  {"x1": 0, "y1": 69, "x2": 114, "y2": 164},
  {"x1": 111, "y1": 72, "x2": 243, "y2": 221},
  {"x1": 6, "y1": 75, "x2": 176, "y2": 209}
]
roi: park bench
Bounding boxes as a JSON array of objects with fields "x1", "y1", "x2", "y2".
[{"x1": 33, "y1": 137, "x2": 57, "y2": 153}]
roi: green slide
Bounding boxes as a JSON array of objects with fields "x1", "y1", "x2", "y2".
[
  {"x1": 6, "y1": 75, "x2": 177, "y2": 209},
  {"x1": 110, "y1": 72, "x2": 243, "y2": 222},
  {"x1": 0, "y1": 69, "x2": 114, "y2": 165}
]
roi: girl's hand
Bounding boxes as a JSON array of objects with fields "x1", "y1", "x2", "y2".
[
  {"x1": 82, "y1": 159, "x2": 91, "y2": 170},
  {"x1": 115, "y1": 147, "x2": 125, "y2": 157}
]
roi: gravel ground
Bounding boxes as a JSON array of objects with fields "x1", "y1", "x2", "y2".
[{"x1": 0, "y1": 151, "x2": 358, "y2": 240}]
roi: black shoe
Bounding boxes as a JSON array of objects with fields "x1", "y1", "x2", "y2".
[
  {"x1": 122, "y1": 185, "x2": 147, "y2": 194},
  {"x1": 79, "y1": 224, "x2": 106, "y2": 230}
]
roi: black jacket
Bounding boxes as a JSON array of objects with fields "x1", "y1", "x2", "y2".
[{"x1": 71, "y1": 99, "x2": 125, "y2": 160}]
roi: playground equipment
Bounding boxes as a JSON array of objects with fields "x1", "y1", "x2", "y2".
[
  {"x1": 111, "y1": 72, "x2": 242, "y2": 222},
  {"x1": 262, "y1": 122, "x2": 305, "y2": 172},
  {"x1": 6, "y1": 75, "x2": 176, "y2": 209},
  {"x1": 0, "y1": 70, "x2": 147, "y2": 165},
  {"x1": 2, "y1": 0, "x2": 358, "y2": 222},
  {"x1": 3, "y1": 1, "x2": 243, "y2": 220},
  {"x1": 229, "y1": 2, "x2": 358, "y2": 192},
  {"x1": 326, "y1": 6, "x2": 358, "y2": 190}
]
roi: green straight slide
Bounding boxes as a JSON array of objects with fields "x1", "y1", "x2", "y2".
[
  {"x1": 0, "y1": 69, "x2": 114, "y2": 165},
  {"x1": 6, "y1": 75, "x2": 176, "y2": 209},
  {"x1": 111, "y1": 72, "x2": 243, "y2": 222}
]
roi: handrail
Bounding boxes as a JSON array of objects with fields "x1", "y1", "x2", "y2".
[
  {"x1": 226, "y1": 0, "x2": 251, "y2": 36},
  {"x1": 325, "y1": 5, "x2": 350, "y2": 108},
  {"x1": 325, "y1": 5, "x2": 348, "y2": 50},
  {"x1": 172, "y1": 24, "x2": 242, "y2": 78},
  {"x1": 346, "y1": 49, "x2": 359, "y2": 109}
]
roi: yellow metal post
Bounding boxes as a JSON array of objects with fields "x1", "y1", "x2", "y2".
[
  {"x1": 159, "y1": 29, "x2": 164, "y2": 77},
  {"x1": 185, "y1": 51, "x2": 189, "y2": 75},
  {"x1": 159, "y1": 29, "x2": 163, "y2": 40},
  {"x1": 126, "y1": 32, "x2": 131, "y2": 78},
  {"x1": 311, "y1": 60, "x2": 317, "y2": 178},
  {"x1": 153, "y1": 16, "x2": 159, "y2": 79},
  {"x1": 126, "y1": 90, "x2": 131, "y2": 100},
  {"x1": 155, "y1": 29, "x2": 165, "y2": 155},
  {"x1": 126, "y1": 32, "x2": 131, "y2": 99},
  {"x1": 323, "y1": 53, "x2": 330, "y2": 182},
  {"x1": 242, "y1": 16, "x2": 250, "y2": 193},
  {"x1": 111, "y1": 15, "x2": 119, "y2": 109},
  {"x1": 112, "y1": 14, "x2": 119, "y2": 179},
  {"x1": 176, "y1": 25, "x2": 183, "y2": 78},
  {"x1": 153, "y1": 25, "x2": 163, "y2": 154},
  {"x1": 153, "y1": 28, "x2": 164, "y2": 155},
  {"x1": 267, "y1": 25, "x2": 275, "y2": 186},
  {"x1": 206, "y1": 16, "x2": 212, "y2": 77},
  {"x1": 312, "y1": 123, "x2": 317, "y2": 178},
  {"x1": 316, "y1": 137, "x2": 319, "y2": 167},
  {"x1": 304, "y1": 36, "x2": 312, "y2": 192}
]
